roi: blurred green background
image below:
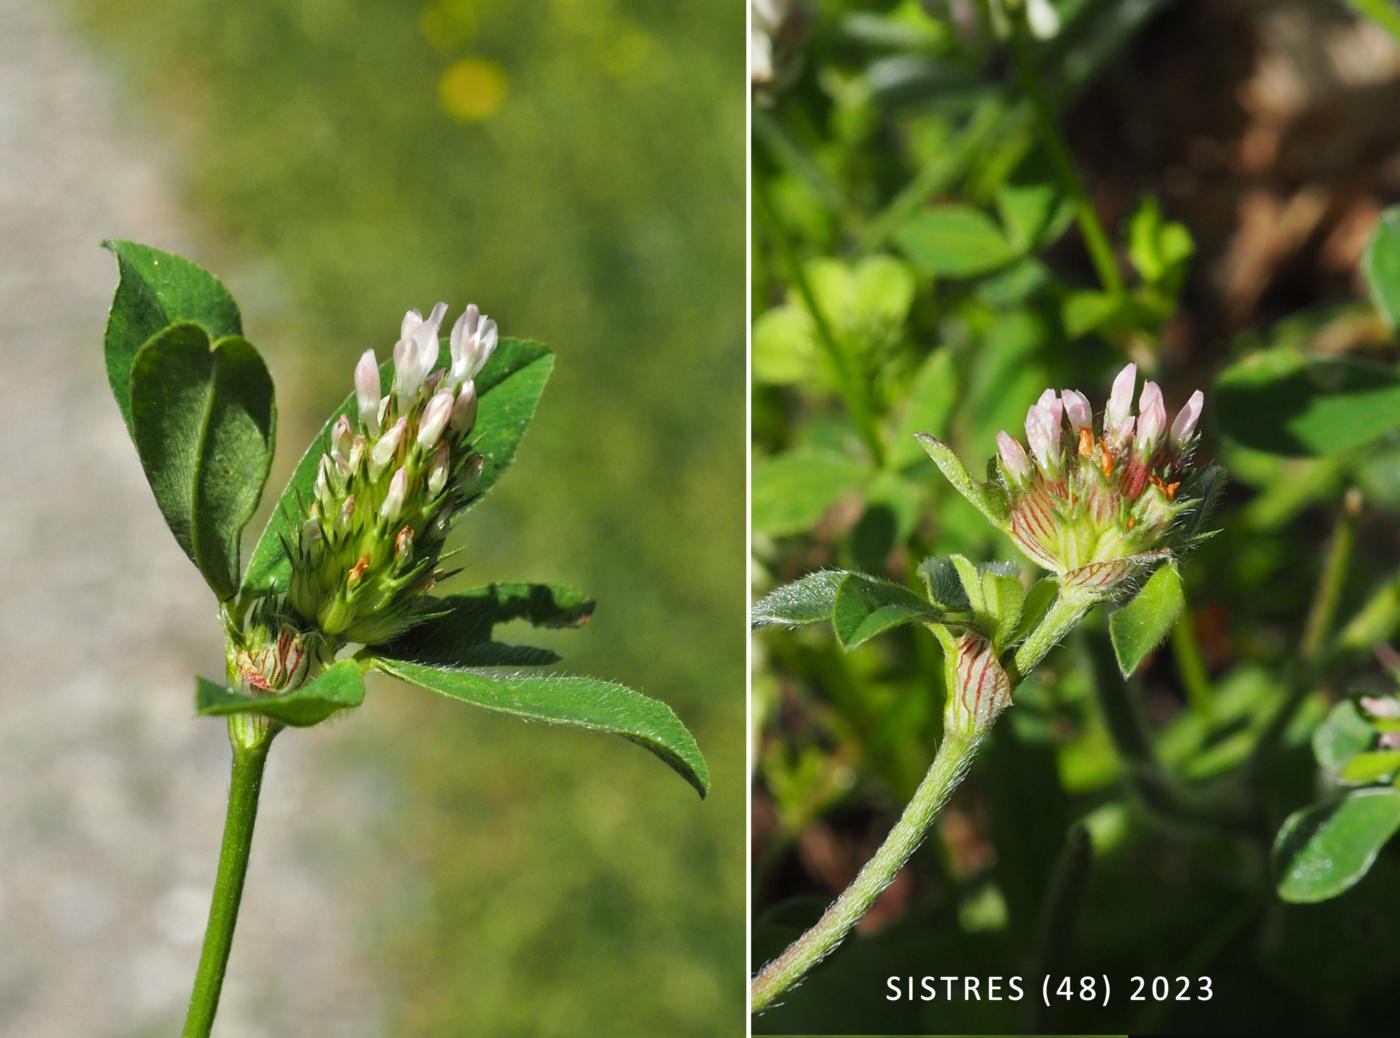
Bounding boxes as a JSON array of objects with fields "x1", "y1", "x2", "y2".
[{"x1": 67, "y1": 0, "x2": 742, "y2": 1033}]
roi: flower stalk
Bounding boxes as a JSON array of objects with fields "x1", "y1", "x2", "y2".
[
  {"x1": 183, "y1": 716, "x2": 276, "y2": 1038},
  {"x1": 186, "y1": 299, "x2": 498, "y2": 1033},
  {"x1": 753, "y1": 363, "x2": 1215, "y2": 1012}
]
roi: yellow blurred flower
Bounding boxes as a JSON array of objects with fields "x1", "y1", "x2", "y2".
[{"x1": 438, "y1": 58, "x2": 508, "y2": 122}]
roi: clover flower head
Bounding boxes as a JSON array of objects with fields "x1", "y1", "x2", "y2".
[
  {"x1": 287, "y1": 302, "x2": 492, "y2": 644},
  {"x1": 923, "y1": 363, "x2": 1210, "y2": 600},
  {"x1": 990, "y1": 363, "x2": 1205, "y2": 593}
]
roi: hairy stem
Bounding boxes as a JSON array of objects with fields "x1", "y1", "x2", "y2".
[
  {"x1": 1010, "y1": 587, "x2": 1095, "y2": 682},
  {"x1": 183, "y1": 715, "x2": 276, "y2": 1037},
  {"x1": 752, "y1": 585, "x2": 1094, "y2": 1012},
  {"x1": 751, "y1": 727, "x2": 979, "y2": 1012}
]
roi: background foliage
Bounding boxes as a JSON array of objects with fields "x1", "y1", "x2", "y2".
[
  {"x1": 69, "y1": 0, "x2": 743, "y2": 1033},
  {"x1": 752, "y1": 0, "x2": 1400, "y2": 1032}
]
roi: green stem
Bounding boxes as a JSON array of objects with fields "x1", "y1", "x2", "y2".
[
  {"x1": 1008, "y1": 21, "x2": 1124, "y2": 299},
  {"x1": 1249, "y1": 490, "x2": 1361, "y2": 784},
  {"x1": 752, "y1": 586, "x2": 1094, "y2": 1012},
  {"x1": 1009, "y1": 587, "x2": 1094, "y2": 682},
  {"x1": 751, "y1": 726, "x2": 980, "y2": 1012},
  {"x1": 183, "y1": 716, "x2": 276, "y2": 1037},
  {"x1": 1300, "y1": 489, "x2": 1360, "y2": 663},
  {"x1": 752, "y1": 174, "x2": 886, "y2": 466},
  {"x1": 859, "y1": 97, "x2": 1012, "y2": 251},
  {"x1": 1171, "y1": 605, "x2": 1214, "y2": 718}
]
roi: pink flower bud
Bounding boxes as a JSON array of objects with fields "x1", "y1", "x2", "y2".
[
  {"x1": 1061, "y1": 389, "x2": 1092, "y2": 433},
  {"x1": 427, "y1": 443, "x2": 450, "y2": 496},
  {"x1": 1135, "y1": 381, "x2": 1166, "y2": 455},
  {"x1": 355, "y1": 350, "x2": 381, "y2": 436},
  {"x1": 451, "y1": 380, "x2": 478, "y2": 434},
  {"x1": 996, "y1": 431, "x2": 1032, "y2": 485},
  {"x1": 417, "y1": 391, "x2": 454, "y2": 450},
  {"x1": 1025, "y1": 402, "x2": 1061, "y2": 475},
  {"x1": 450, "y1": 304, "x2": 499, "y2": 385},
  {"x1": 380, "y1": 467, "x2": 408, "y2": 522},
  {"x1": 401, "y1": 308, "x2": 423, "y2": 342},
  {"x1": 370, "y1": 417, "x2": 407, "y2": 478},
  {"x1": 1036, "y1": 388, "x2": 1063, "y2": 431},
  {"x1": 331, "y1": 415, "x2": 353, "y2": 465},
  {"x1": 395, "y1": 302, "x2": 447, "y2": 408},
  {"x1": 1170, "y1": 389, "x2": 1204, "y2": 446},
  {"x1": 314, "y1": 455, "x2": 334, "y2": 506},
  {"x1": 337, "y1": 495, "x2": 356, "y2": 531},
  {"x1": 1105, "y1": 362, "x2": 1137, "y2": 439}
]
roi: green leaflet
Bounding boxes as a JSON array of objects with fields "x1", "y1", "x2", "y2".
[
  {"x1": 195, "y1": 659, "x2": 365, "y2": 727},
  {"x1": 752, "y1": 450, "x2": 868, "y2": 537},
  {"x1": 831, "y1": 572, "x2": 941, "y2": 650},
  {"x1": 129, "y1": 322, "x2": 275, "y2": 601},
  {"x1": 914, "y1": 434, "x2": 1008, "y2": 528},
  {"x1": 1362, "y1": 205, "x2": 1400, "y2": 333},
  {"x1": 1274, "y1": 788, "x2": 1400, "y2": 903},
  {"x1": 103, "y1": 240, "x2": 243, "y2": 434},
  {"x1": 1109, "y1": 563, "x2": 1184, "y2": 677},
  {"x1": 374, "y1": 659, "x2": 710, "y2": 798},
  {"x1": 751, "y1": 570, "x2": 850, "y2": 629},
  {"x1": 240, "y1": 338, "x2": 553, "y2": 597},
  {"x1": 1216, "y1": 347, "x2": 1400, "y2": 457},
  {"x1": 895, "y1": 205, "x2": 1016, "y2": 278},
  {"x1": 369, "y1": 582, "x2": 596, "y2": 668}
]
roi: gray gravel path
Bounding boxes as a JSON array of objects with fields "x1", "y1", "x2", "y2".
[{"x1": 0, "y1": 3, "x2": 385, "y2": 1034}]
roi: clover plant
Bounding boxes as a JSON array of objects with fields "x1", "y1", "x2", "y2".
[{"x1": 100, "y1": 241, "x2": 708, "y2": 1036}]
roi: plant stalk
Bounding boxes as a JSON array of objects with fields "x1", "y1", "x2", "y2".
[
  {"x1": 752, "y1": 172, "x2": 886, "y2": 466},
  {"x1": 751, "y1": 726, "x2": 980, "y2": 1012},
  {"x1": 1008, "y1": 19, "x2": 1124, "y2": 299},
  {"x1": 183, "y1": 715, "x2": 276, "y2": 1037},
  {"x1": 752, "y1": 586, "x2": 1092, "y2": 1012},
  {"x1": 1249, "y1": 489, "x2": 1361, "y2": 785}
]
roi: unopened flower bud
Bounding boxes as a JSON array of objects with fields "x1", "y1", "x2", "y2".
[
  {"x1": 380, "y1": 467, "x2": 408, "y2": 522},
  {"x1": 451, "y1": 380, "x2": 478, "y2": 434},
  {"x1": 1135, "y1": 381, "x2": 1166, "y2": 455},
  {"x1": 355, "y1": 350, "x2": 381, "y2": 436},
  {"x1": 1025, "y1": 400, "x2": 1061, "y2": 475},
  {"x1": 996, "y1": 431, "x2": 1032, "y2": 485},
  {"x1": 396, "y1": 302, "x2": 447, "y2": 408},
  {"x1": 1170, "y1": 390, "x2": 1204, "y2": 447},
  {"x1": 417, "y1": 391, "x2": 454, "y2": 450},
  {"x1": 394, "y1": 525, "x2": 414, "y2": 568},
  {"x1": 331, "y1": 415, "x2": 353, "y2": 468},
  {"x1": 427, "y1": 443, "x2": 450, "y2": 497},
  {"x1": 1105, "y1": 362, "x2": 1137, "y2": 444},
  {"x1": 1062, "y1": 389, "x2": 1092, "y2": 433},
  {"x1": 449, "y1": 304, "x2": 499, "y2": 386},
  {"x1": 370, "y1": 417, "x2": 407, "y2": 478},
  {"x1": 348, "y1": 434, "x2": 365, "y2": 474},
  {"x1": 337, "y1": 495, "x2": 356, "y2": 531},
  {"x1": 300, "y1": 514, "x2": 322, "y2": 554},
  {"x1": 460, "y1": 452, "x2": 486, "y2": 491},
  {"x1": 315, "y1": 455, "x2": 335, "y2": 508}
]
